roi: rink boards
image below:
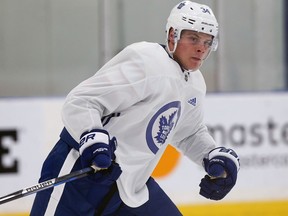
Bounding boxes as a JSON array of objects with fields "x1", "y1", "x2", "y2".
[{"x1": 0, "y1": 93, "x2": 288, "y2": 215}]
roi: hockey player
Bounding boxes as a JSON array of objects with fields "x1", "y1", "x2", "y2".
[{"x1": 31, "y1": 1, "x2": 240, "y2": 215}]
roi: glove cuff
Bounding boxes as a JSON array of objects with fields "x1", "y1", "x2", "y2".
[
  {"x1": 79, "y1": 129, "x2": 110, "y2": 155},
  {"x1": 206, "y1": 147, "x2": 240, "y2": 172}
]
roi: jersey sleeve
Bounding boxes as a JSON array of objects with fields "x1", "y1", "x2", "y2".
[
  {"x1": 172, "y1": 124, "x2": 216, "y2": 166},
  {"x1": 61, "y1": 46, "x2": 149, "y2": 141}
]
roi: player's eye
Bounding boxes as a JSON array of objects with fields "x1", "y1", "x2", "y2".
[
  {"x1": 204, "y1": 40, "x2": 213, "y2": 48},
  {"x1": 188, "y1": 36, "x2": 200, "y2": 44}
]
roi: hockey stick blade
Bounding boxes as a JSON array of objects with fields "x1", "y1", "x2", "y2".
[{"x1": 0, "y1": 166, "x2": 97, "y2": 205}]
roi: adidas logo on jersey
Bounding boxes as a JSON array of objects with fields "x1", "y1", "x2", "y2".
[{"x1": 187, "y1": 97, "x2": 197, "y2": 106}]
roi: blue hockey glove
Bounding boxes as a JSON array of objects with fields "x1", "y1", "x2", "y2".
[
  {"x1": 88, "y1": 162, "x2": 122, "y2": 185},
  {"x1": 199, "y1": 147, "x2": 240, "y2": 200},
  {"x1": 79, "y1": 129, "x2": 117, "y2": 169}
]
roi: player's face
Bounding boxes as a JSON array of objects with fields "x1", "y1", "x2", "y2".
[{"x1": 173, "y1": 30, "x2": 213, "y2": 71}]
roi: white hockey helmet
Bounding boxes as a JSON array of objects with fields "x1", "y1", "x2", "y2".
[{"x1": 166, "y1": 1, "x2": 219, "y2": 53}]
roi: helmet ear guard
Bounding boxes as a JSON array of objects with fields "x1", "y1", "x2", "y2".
[
  {"x1": 211, "y1": 36, "x2": 218, "y2": 52},
  {"x1": 166, "y1": 27, "x2": 179, "y2": 55}
]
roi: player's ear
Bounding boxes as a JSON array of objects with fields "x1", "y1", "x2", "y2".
[
  {"x1": 168, "y1": 28, "x2": 175, "y2": 44},
  {"x1": 168, "y1": 28, "x2": 177, "y2": 54}
]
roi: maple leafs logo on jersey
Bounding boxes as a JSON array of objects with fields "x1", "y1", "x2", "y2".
[
  {"x1": 154, "y1": 111, "x2": 177, "y2": 145},
  {"x1": 146, "y1": 101, "x2": 181, "y2": 154}
]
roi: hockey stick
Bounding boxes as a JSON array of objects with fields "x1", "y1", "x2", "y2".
[{"x1": 0, "y1": 165, "x2": 98, "y2": 205}]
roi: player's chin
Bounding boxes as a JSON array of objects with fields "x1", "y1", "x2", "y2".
[
  {"x1": 186, "y1": 62, "x2": 202, "y2": 71},
  {"x1": 187, "y1": 58, "x2": 203, "y2": 70}
]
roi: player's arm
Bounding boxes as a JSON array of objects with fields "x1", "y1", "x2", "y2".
[
  {"x1": 172, "y1": 124, "x2": 217, "y2": 166},
  {"x1": 61, "y1": 46, "x2": 147, "y2": 141},
  {"x1": 61, "y1": 47, "x2": 149, "y2": 172},
  {"x1": 172, "y1": 125, "x2": 240, "y2": 200}
]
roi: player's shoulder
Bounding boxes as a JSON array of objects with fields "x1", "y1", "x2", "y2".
[
  {"x1": 125, "y1": 42, "x2": 167, "y2": 57},
  {"x1": 127, "y1": 41, "x2": 162, "y2": 50}
]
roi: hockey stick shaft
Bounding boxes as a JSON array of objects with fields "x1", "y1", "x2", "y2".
[{"x1": 0, "y1": 166, "x2": 96, "y2": 205}]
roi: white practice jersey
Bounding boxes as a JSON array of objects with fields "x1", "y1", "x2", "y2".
[{"x1": 62, "y1": 42, "x2": 216, "y2": 207}]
